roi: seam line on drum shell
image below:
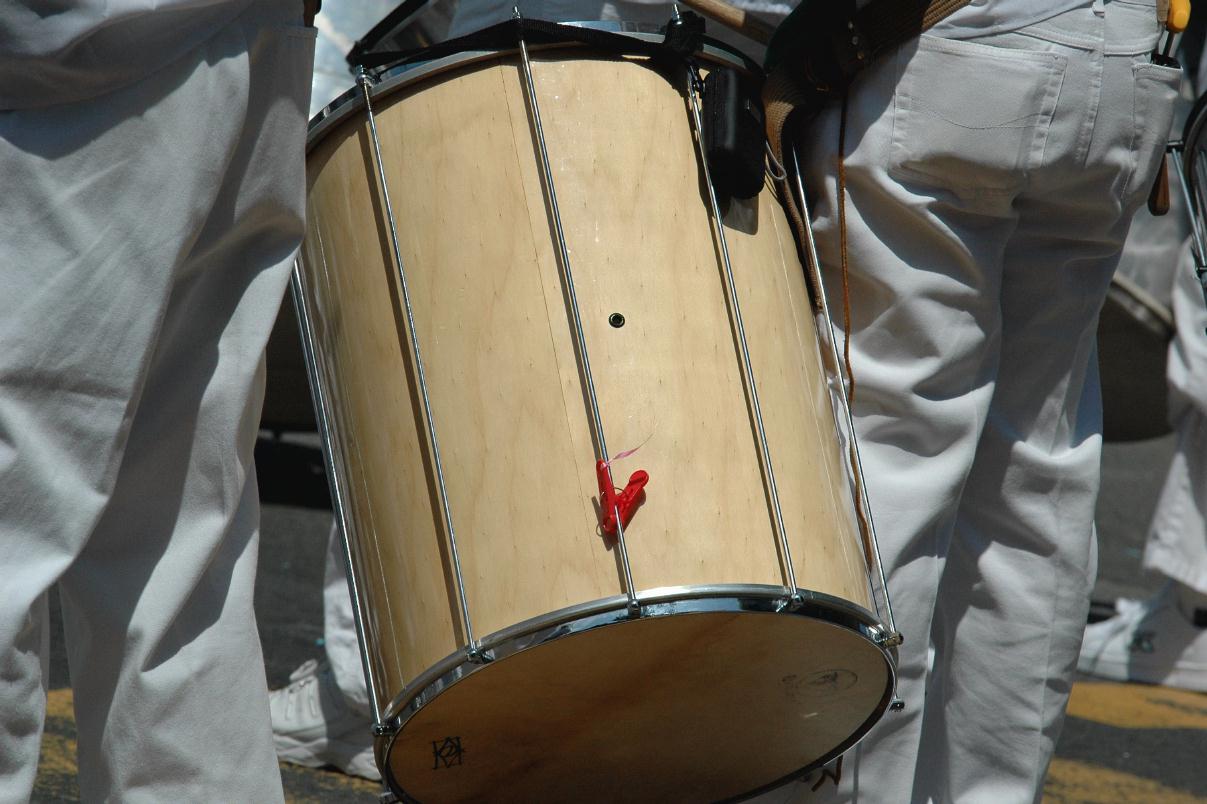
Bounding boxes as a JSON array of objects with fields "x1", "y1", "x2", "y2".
[{"x1": 498, "y1": 57, "x2": 602, "y2": 543}]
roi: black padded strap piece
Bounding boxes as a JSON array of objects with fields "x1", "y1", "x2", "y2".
[
  {"x1": 346, "y1": 0, "x2": 431, "y2": 66},
  {"x1": 856, "y1": 0, "x2": 974, "y2": 62},
  {"x1": 355, "y1": 17, "x2": 672, "y2": 71},
  {"x1": 765, "y1": 0, "x2": 972, "y2": 89},
  {"x1": 351, "y1": 13, "x2": 760, "y2": 77}
]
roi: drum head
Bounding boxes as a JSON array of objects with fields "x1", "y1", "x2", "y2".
[
  {"x1": 381, "y1": 608, "x2": 892, "y2": 803},
  {"x1": 1098, "y1": 279, "x2": 1173, "y2": 442}
]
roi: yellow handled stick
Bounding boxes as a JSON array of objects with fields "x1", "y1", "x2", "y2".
[
  {"x1": 1168, "y1": 0, "x2": 1192, "y2": 32},
  {"x1": 1158, "y1": 0, "x2": 1191, "y2": 57}
]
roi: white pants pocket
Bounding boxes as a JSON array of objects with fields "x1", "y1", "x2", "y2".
[{"x1": 889, "y1": 34, "x2": 1066, "y2": 197}]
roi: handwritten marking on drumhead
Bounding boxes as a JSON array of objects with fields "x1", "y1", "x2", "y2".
[
  {"x1": 782, "y1": 669, "x2": 859, "y2": 701},
  {"x1": 808, "y1": 669, "x2": 858, "y2": 691},
  {"x1": 432, "y1": 737, "x2": 465, "y2": 769}
]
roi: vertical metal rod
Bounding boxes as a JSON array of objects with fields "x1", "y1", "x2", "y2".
[
  {"x1": 291, "y1": 263, "x2": 386, "y2": 727},
  {"x1": 680, "y1": 53, "x2": 800, "y2": 604},
  {"x1": 357, "y1": 70, "x2": 482, "y2": 658},
  {"x1": 512, "y1": 13, "x2": 640, "y2": 612},
  {"x1": 1172, "y1": 146, "x2": 1207, "y2": 314},
  {"x1": 1193, "y1": 152, "x2": 1207, "y2": 304},
  {"x1": 789, "y1": 145, "x2": 899, "y2": 640},
  {"x1": 1176, "y1": 146, "x2": 1207, "y2": 308},
  {"x1": 1172, "y1": 148, "x2": 1207, "y2": 273}
]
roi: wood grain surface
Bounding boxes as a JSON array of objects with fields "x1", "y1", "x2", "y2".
[{"x1": 299, "y1": 51, "x2": 877, "y2": 725}]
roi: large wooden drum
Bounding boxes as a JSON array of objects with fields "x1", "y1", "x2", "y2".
[{"x1": 296, "y1": 22, "x2": 897, "y2": 803}]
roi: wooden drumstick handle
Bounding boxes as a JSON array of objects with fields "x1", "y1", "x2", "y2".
[{"x1": 675, "y1": 0, "x2": 777, "y2": 44}]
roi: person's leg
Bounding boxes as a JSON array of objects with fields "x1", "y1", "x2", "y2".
[
  {"x1": 753, "y1": 4, "x2": 1174, "y2": 801},
  {"x1": 924, "y1": 194, "x2": 1114, "y2": 803},
  {"x1": 1143, "y1": 415, "x2": 1207, "y2": 597},
  {"x1": 920, "y1": 5, "x2": 1176, "y2": 800},
  {"x1": 269, "y1": 522, "x2": 378, "y2": 781},
  {"x1": 0, "y1": 41, "x2": 241, "y2": 804},
  {"x1": 0, "y1": 2, "x2": 313, "y2": 799},
  {"x1": 1146, "y1": 240, "x2": 1207, "y2": 597},
  {"x1": 922, "y1": 251, "x2": 1105, "y2": 800},
  {"x1": 749, "y1": 28, "x2": 1050, "y2": 804},
  {"x1": 0, "y1": 591, "x2": 49, "y2": 801},
  {"x1": 1078, "y1": 411, "x2": 1207, "y2": 691},
  {"x1": 60, "y1": 6, "x2": 314, "y2": 794},
  {"x1": 1080, "y1": 241, "x2": 1207, "y2": 692}
]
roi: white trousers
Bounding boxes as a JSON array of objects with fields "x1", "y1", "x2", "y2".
[
  {"x1": 0, "y1": 3, "x2": 314, "y2": 801},
  {"x1": 753, "y1": 2, "x2": 1178, "y2": 803},
  {"x1": 1144, "y1": 241, "x2": 1207, "y2": 595}
]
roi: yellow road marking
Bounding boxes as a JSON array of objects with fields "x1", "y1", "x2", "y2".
[
  {"x1": 37, "y1": 731, "x2": 79, "y2": 778},
  {"x1": 46, "y1": 687, "x2": 74, "y2": 719},
  {"x1": 1045, "y1": 758, "x2": 1207, "y2": 803},
  {"x1": 39, "y1": 688, "x2": 78, "y2": 780},
  {"x1": 1066, "y1": 681, "x2": 1207, "y2": 730}
]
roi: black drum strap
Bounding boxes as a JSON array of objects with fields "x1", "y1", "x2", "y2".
[{"x1": 352, "y1": 15, "x2": 759, "y2": 77}]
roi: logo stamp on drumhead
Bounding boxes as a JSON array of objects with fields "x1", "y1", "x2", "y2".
[{"x1": 432, "y1": 737, "x2": 465, "y2": 769}]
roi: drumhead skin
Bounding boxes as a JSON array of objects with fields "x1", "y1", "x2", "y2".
[
  {"x1": 298, "y1": 27, "x2": 897, "y2": 800},
  {"x1": 382, "y1": 589, "x2": 893, "y2": 804},
  {"x1": 1098, "y1": 277, "x2": 1173, "y2": 441}
]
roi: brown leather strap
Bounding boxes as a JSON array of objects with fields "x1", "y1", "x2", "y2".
[{"x1": 762, "y1": 70, "x2": 818, "y2": 303}]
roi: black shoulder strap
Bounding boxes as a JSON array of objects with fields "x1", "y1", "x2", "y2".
[
  {"x1": 351, "y1": 15, "x2": 760, "y2": 77},
  {"x1": 857, "y1": 0, "x2": 975, "y2": 62},
  {"x1": 766, "y1": 0, "x2": 972, "y2": 81}
]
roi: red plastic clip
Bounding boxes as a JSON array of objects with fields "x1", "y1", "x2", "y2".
[{"x1": 596, "y1": 459, "x2": 649, "y2": 541}]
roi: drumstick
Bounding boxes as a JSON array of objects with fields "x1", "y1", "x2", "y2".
[{"x1": 675, "y1": 0, "x2": 777, "y2": 45}]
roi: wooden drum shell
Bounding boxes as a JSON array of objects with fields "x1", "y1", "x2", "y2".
[{"x1": 298, "y1": 44, "x2": 886, "y2": 799}]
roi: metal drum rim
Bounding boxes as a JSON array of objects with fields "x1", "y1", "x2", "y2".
[
  {"x1": 380, "y1": 583, "x2": 894, "y2": 726},
  {"x1": 376, "y1": 583, "x2": 898, "y2": 802},
  {"x1": 1106, "y1": 272, "x2": 1175, "y2": 337},
  {"x1": 305, "y1": 21, "x2": 757, "y2": 151}
]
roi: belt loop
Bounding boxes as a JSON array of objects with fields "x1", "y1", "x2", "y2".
[{"x1": 1093, "y1": 0, "x2": 1106, "y2": 17}]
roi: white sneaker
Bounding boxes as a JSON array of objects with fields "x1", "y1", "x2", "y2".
[
  {"x1": 269, "y1": 658, "x2": 381, "y2": 781},
  {"x1": 1078, "y1": 583, "x2": 1207, "y2": 692}
]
